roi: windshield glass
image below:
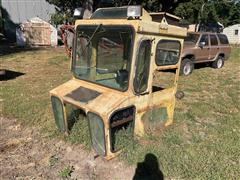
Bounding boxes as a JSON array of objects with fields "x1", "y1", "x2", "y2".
[
  {"x1": 184, "y1": 33, "x2": 200, "y2": 45},
  {"x1": 72, "y1": 25, "x2": 133, "y2": 91}
]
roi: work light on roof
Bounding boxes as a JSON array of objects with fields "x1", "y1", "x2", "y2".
[
  {"x1": 127, "y1": 6, "x2": 142, "y2": 19},
  {"x1": 74, "y1": 8, "x2": 83, "y2": 18}
]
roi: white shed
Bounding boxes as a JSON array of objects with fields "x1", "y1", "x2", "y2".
[
  {"x1": 223, "y1": 24, "x2": 240, "y2": 45},
  {"x1": 16, "y1": 17, "x2": 57, "y2": 47}
]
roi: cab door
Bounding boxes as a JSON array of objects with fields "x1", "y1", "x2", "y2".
[
  {"x1": 133, "y1": 39, "x2": 152, "y2": 135},
  {"x1": 145, "y1": 39, "x2": 181, "y2": 131}
]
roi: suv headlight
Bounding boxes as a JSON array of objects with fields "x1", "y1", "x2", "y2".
[
  {"x1": 88, "y1": 112, "x2": 106, "y2": 156},
  {"x1": 51, "y1": 96, "x2": 66, "y2": 132}
]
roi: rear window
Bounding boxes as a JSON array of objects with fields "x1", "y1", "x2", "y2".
[{"x1": 217, "y1": 34, "x2": 229, "y2": 44}]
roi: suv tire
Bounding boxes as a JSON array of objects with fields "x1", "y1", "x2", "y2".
[
  {"x1": 180, "y1": 58, "x2": 194, "y2": 76},
  {"x1": 212, "y1": 56, "x2": 224, "y2": 69}
]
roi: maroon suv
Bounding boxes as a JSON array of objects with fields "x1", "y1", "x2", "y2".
[{"x1": 180, "y1": 32, "x2": 231, "y2": 76}]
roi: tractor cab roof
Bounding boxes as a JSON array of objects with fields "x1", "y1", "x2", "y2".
[{"x1": 75, "y1": 6, "x2": 187, "y2": 38}]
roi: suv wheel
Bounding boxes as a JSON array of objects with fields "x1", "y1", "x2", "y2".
[
  {"x1": 212, "y1": 56, "x2": 224, "y2": 69},
  {"x1": 180, "y1": 58, "x2": 194, "y2": 76}
]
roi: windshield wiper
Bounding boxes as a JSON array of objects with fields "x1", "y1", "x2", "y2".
[
  {"x1": 86, "y1": 24, "x2": 103, "y2": 47},
  {"x1": 80, "y1": 24, "x2": 103, "y2": 56}
]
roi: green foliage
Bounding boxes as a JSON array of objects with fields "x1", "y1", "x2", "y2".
[
  {"x1": 58, "y1": 165, "x2": 74, "y2": 178},
  {"x1": 47, "y1": 0, "x2": 240, "y2": 26},
  {"x1": 175, "y1": 0, "x2": 240, "y2": 26},
  {"x1": 50, "y1": 12, "x2": 73, "y2": 26},
  {"x1": 46, "y1": 0, "x2": 84, "y2": 25},
  {"x1": 113, "y1": 0, "x2": 190, "y2": 13}
]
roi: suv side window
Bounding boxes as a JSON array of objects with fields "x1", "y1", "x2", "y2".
[
  {"x1": 217, "y1": 34, "x2": 229, "y2": 44},
  {"x1": 134, "y1": 40, "x2": 151, "y2": 94},
  {"x1": 155, "y1": 40, "x2": 181, "y2": 66},
  {"x1": 210, "y1": 35, "x2": 218, "y2": 46},
  {"x1": 199, "y1": 34, "x2": 209, "y2": 46}
]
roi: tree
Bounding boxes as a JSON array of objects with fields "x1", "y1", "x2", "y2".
[
  {"x1": 47, "y1": 0, "x2": 240, "y2": 27},
  {"x1": 174, "y1": 0, "x2": 240, "y2": 27},
  {"x1": 228, "y1": 1, "x2": 240, "y2": 25},
  {"x1": 47, "y1": 0, "x2": 116, "y2": 25},
  {"x1": 214, "y1": 0, "x2": 240, "y2": 26},
  {"x1": 0, "y1": 8, "x2": 2, "y2": 33},
  {"x1": 47, "y1": 0, "x2": 191, "y2": 25},
  {"x1": 46, "y1": 0, "x2": 79, "y2": 25},
  {"x1": 174, "y1": 0, "x2": 203, "y2": 24},
  {"x1": 113, "y1": 0, "x2": 189, "y2": 13}
]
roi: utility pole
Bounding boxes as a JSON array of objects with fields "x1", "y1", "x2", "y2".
[{"x1": 197, "y1": 3, "x2": 206, "y2": 32}]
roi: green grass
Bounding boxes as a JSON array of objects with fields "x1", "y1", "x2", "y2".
[
  {"x1": 1, "y1": 47, "x2": 240, "y2": 179},
  {"x1": 65, "y1": 114, "x2": 91, "y2": 149},
  {"x1": 58, "y1": 165, "x2": 74, "y2": 178}
]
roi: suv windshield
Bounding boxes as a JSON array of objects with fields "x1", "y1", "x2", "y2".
[
  {"x1": 72, "y1": 25, "x2": 134, "y2": 91},
  {"x1": 184, "y1": 33, "x2": 200, "y2": 45}
]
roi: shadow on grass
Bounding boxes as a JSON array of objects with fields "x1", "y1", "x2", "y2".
[
  {"x1": 0, "y1": 70, "x2": 25, "y2": 81},
  {"x1": 0, "y1": 40, "x2": 43, "y2": 56},
  {"x1": 194, "y1": 62, "x2": 211, "y2": 70},
  {"x1": 133, "y1": 153, "x2": 164, "y2": 180}
]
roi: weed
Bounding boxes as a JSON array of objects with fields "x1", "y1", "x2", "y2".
[
  {"x1": 49, "y1": 155, "x2": 59, "y2": 167},
  {"x1": 113, "y1": 125, "x2": 133, "y2": 151},
  {"x1": 58, "y1": 165, "x2": 74, "y2": 179}
]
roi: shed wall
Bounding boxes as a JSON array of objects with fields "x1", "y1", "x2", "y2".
[{"x1": 223, "y1": 24, "x2": 240, "y2": 45}]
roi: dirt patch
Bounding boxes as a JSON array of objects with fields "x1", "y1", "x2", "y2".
[{"x1": 0, "y1": 117, "x2": 136, "y2": 179}]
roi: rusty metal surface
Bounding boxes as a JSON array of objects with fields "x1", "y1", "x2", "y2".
[{"x1": 65, "y1": 87, "x2": 101, "y2": 104}]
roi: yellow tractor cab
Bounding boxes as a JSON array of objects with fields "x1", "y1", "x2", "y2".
[{"x1": 50, "y1": 6, "x2": 187, "y2": 160}]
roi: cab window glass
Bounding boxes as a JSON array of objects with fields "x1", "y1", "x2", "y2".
[
  {"x1": 199, "y1": 34, "x2": 209, "y2": 46},
  {"x1": 155, "y1": 40, "x2": 181, "y2": 66},
  {"x1": 134, "y1": 40, "x2": 151, "y2": 94},
  {"x1": 210, "y1": 35, "x2": 218, "y2": 46}
]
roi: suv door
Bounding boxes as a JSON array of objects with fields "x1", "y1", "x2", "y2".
[
  {"x1": 217, "y1": 34, "x2": 231, "y2": 60},
  {"x1": 209, "y1": 34, "x2": 219, "y2": 60},
  {"x1": 197, "y1": 34, "x2": 210, "y2": 61}
]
